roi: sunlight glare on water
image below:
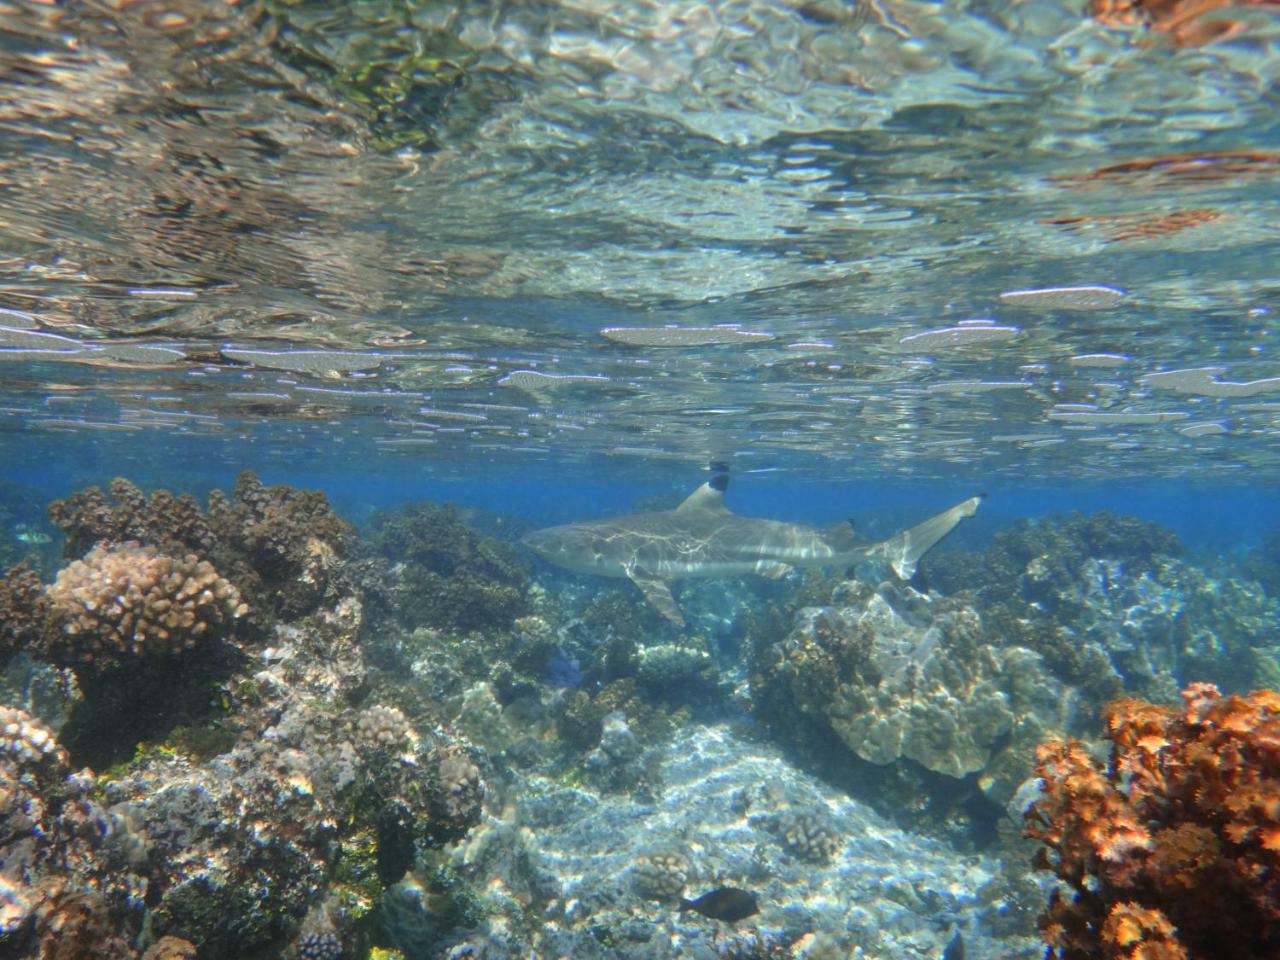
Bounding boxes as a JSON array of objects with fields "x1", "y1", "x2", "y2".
[{"x1": 0, "y1": 0, "x2": 1278, "y2": 482}]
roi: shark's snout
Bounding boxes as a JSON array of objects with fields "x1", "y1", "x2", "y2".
[
  {"x1": 521, "y1": 524, "x2": 618, "y2": 576},
  {"x1": 520, "y1": 528, "x2": 557, "y2": 559}
]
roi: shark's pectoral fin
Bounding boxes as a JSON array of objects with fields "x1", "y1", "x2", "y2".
[
  {"x1": 753, "y1": 560, "x2": 793, "y2": 580},
  {"x1": 876, "y1": 495, "x2": 983, "y2": 580},
  {"x1": 624, "y1": 563, "x2": 685, "y2": 627}
]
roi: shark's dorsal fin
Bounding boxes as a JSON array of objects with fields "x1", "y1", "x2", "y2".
[{"x1": 674, "y1": 473, "x2": 730, "y2": 515}]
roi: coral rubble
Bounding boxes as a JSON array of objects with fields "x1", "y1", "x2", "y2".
[{"x1": 1025, "y1": 684, "x2": 1280, "y2": 960}]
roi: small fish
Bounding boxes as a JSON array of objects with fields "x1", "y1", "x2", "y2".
[
  {"x1": 14, "y1": 525, "x2": 51, "y2": 545},
  {"x1": 679, "y1": 887, "x2": 759, "y2": 924},
  {"x1": 943, "y1": 927, "x2": 965, "y2": 960}
]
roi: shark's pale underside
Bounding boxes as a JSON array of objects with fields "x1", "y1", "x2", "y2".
[{"x1": 522, "y1": 475, "x2": 982, "y2": 626}]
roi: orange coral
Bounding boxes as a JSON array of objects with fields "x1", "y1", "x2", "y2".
[
  {"x1": 1025, "y1": 684, "x2": 1280, "y2": 960},
  {"x1": 1090, "y1": 0, "x2": 1280, "y2": 47},
  {"x1": 1049, "y1": 151, "x2": 1280, "y2": 188},
  {"x1": 1039, "y1": 209, "x2": 1220, "y2": 243}
]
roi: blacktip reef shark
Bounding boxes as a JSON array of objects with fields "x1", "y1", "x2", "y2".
[{"x1": 522, "y1": 474, "x2": 983, "y2": 627}]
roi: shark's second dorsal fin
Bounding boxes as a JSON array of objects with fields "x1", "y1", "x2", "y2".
[{"x1": 674, "y1": 473, "x2": 730, "y2": 515}]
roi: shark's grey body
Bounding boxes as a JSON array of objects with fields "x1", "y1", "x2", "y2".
[{"x1": 522, "y1": 477, "x2": 982, "y2": 626}]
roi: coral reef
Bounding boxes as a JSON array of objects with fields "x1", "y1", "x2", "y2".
[
  {"x1": 207, "y1": 471, "x2": 350, "y2": 615},
  {"x1": 1024, "y1": 683, "x2": 1280, "y2": 960},
  {"x1": 755, "y1": 578, "x2": 1074, "y2": 799},
  {"x1": 0, "y1": 564, "x2": 49, "y2": 663},
  {"x1": 926, "y1": 512, "x2": 1280, "y2": 698},
  {"x1": 926, "y1": 511, "x2": 1181, "y2": 607},
  {"x1": 0, "y1": 486, "x2": 488, "y2": 960},
  {"x1": 370, "y1": 501, "x2": 529, "y2": 633},
  {"x1": 49, "y1": 472, "x2": 350, "y2": 618},
  {"x1": 43, "y1": 543, "x2": 246, "y2": 671},
  {"x1": 0, "y1": 707, "x2": 127, "y2": 953}
]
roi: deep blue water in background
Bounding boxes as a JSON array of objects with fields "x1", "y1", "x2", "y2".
[{"x1": 9, "y1": 430, "x2": 1277, "y2": 555}]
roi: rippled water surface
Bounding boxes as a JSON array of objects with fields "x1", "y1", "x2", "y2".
[{"x1": 2, "y1": 0, "x2": 1279, "y2": 484}]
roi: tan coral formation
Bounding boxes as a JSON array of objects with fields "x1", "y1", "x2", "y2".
[
  {"x1": 355, "y1": 703, "x2": 420, "y2": 753},
  {"x1": 44, "y1": 542, "x2": 247, "y2": 669},
  {"x1": 759, "y1": 580, "x2": 1075, "y2": 793},
  {"x1": 0, "y1": 705, "x2": 67, "y2": 768}
]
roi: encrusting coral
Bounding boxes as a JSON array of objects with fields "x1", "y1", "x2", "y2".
[
  {"x1": 43, "y1": 543, "x2": 247, "y2": 671},
  {"x1": 1024, "y1": 683, "x2": 1280, "y2": 960}
]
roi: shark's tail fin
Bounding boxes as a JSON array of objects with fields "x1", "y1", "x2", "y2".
[{"x1": 874, "y1": 495, "x2": 983, "y2": 580}]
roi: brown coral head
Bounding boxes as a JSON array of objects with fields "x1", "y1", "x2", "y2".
[{"x1": 44, "y1": 542, "x2": 247, "y2": 669}]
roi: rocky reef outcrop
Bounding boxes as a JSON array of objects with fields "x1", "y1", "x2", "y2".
[
  {"x1": 754, "y1": 579, "x2": 1078, "y2": 807},
  {"x1": 369, "y1": 501, "x2": 529, "y2": 633},
  {"x1": 0, "y1": 477, "x2": 489, "y2": 960}
]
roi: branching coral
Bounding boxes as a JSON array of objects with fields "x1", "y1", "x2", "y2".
[
  {"x1": 43, "y1": 543, "x2": 246, "y2": 671},
  {"x1": 48, "y1": 478, "x2": 216, "y2": 561},
  {"x1": 1025, "y1": 683, "x2": 1280, "y2": 960},
  {"x1": 207, "y1": 471, "x2": 349, "y2": 591}
]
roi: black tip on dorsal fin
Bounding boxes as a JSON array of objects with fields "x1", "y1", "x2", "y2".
[{"x1": 709, "y1": 473, "x2": 729, "y2": 493}]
